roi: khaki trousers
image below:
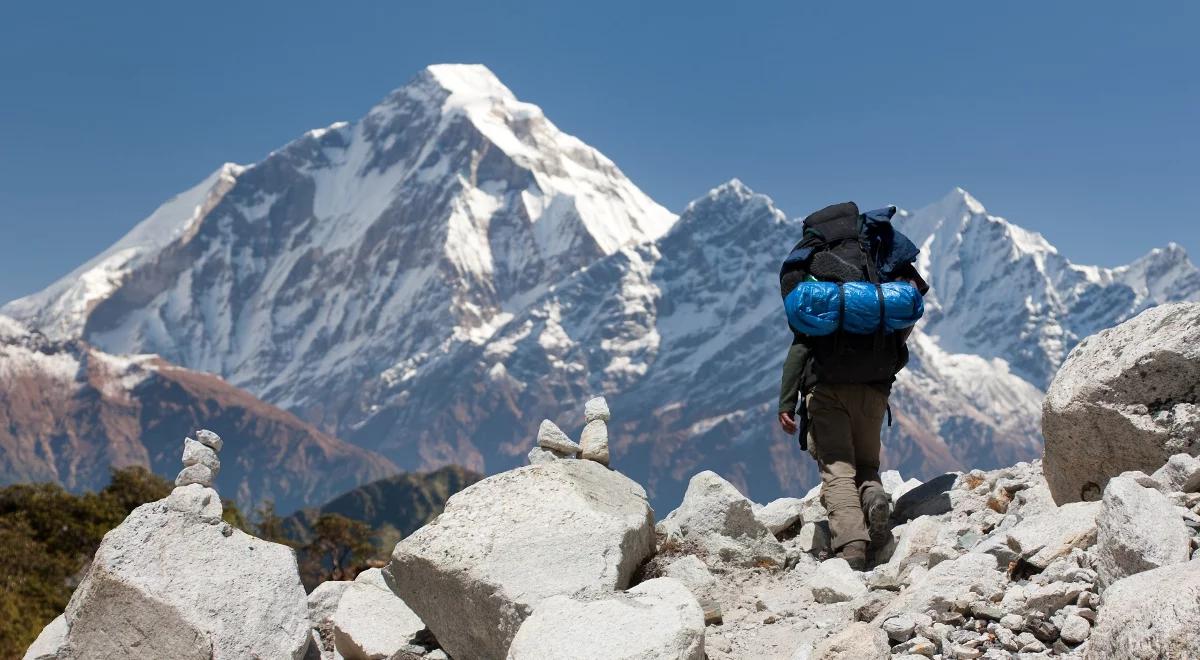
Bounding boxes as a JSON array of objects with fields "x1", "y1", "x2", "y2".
[{"x1": 805, "y1": 382, "x2": 889, "y2": 550}]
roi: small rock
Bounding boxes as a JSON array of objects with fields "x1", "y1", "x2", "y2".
[
  {"x1": 182, "y1": 438, "x2": 220, "y2": 470},
  {"x1": 536, "y1": 419, "x2": 579, "y2": 454},
  {"x1": 663, "y1": 555, "x2": 717, "y2": 594},
  {"x1": 579, "y1": 419, "x2": 610, "y2": 466},
  {"x1": 1152, "y1": 453, "x2": 1200, "y2": 493},
  {"x1": 583, "y1": 396, "x2": 611, "y2": 423},
  {"x1": 999, "y1": 613, "x2": 1025, "y2": 630},
  {"x1": 1059, "y1": 613, "x2": 1090, "y2": 645},
  {"x1": 333, "y1": 579, "x2": 424, "y2": 660},
  {"x1": 810, "y1": 558, "x2": 868, "y2": 604},
  {"x1": 795, "y1": 520, "x2": 832, "y2": 556},
  {"x1": 811, "y1": 621, "x2": 889, "y2": 660},
  {"x1": 527, "y1": 446, "x2": 565, "y2": 465},
  {"x1": 195, "y1": 429, "x2": 223, "y2": 452},
  {"x1": 164, "y1": 484, "x2": 222, "y2": 519},
  {"x1": 883, "y1": 614, "x2": 917, "y2": 642},
  {"x1": 175, "y1": 463, "x2": 217, "y2": 488},
  {"x1": 851, "y1": 590, "x2": 894, "y2": 622}
]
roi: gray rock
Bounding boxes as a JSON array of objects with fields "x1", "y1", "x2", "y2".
[
  {"x1": 306, "y1": 580, "x2": 352, "y2": 628},
  {"x1": 1059, "y1": 614, "x2": 1090, "y2": 645},
  {"x1": 536, "y1": 419, "x2": 579, "y2": 454},
  {"x1": 663, "y1": 554, "x2": 717, "y2": 594},
  {"x1": 981, "y1": 501, "x2": 1100, "y2": 569},
  {"x1": 1088, "y1": 559, "x2": 1200, "y2": 659},
  {"x1": 388, "y1": 460, "x2": 654, "y2": 660},
  {"x1": 506, "y1": 577, "x2": 704, "y2": 660},
  {"x1": 579, "y1": 419, "x2": 611, "y2": 466},
  {"x1": 182, "y1": 438, "x2": 220, "y2": 470},
  {"x1": 195, "y1": 429, "x2": 223, "y2": 452},
  {"x1": 174, "y1": 463, "x2": 217, "y2": 488},
  {"x1": 660, "y1": 470, "x2": 786, "y2": 567},
  {"x1": 527, "y1": 446, "x2": 564, "y2": 465},
  {"x1": 883, "y1": 614, "x2": 917, "y2": 642},
  {"x1": 794, "y1": 520, "x2": 832, "y2": 556},
  {"x1": 1152, "y1": 453, "x2": 1200, "y2": 493},
  {"x1": 333, "y1": 579, "x2": 424, "y2": 660},
  {"x1": 754, "y1": 497, "x2": 805, "y2": 536},
  {"x1": 23, "y1": 614, "x2": 67, "y2": 660},
  {"x1": 811, "y1": 621, "x2": 889, "y2": 660},
  {"x1": 1094, "y1": 475, "x2": 1191, "y2": 588},
  {"x1": 893, "y1": 473, "x2": 958, "y2": 522},
  {"x1": 885, "y1": 515, "x2": 943, "y2": 570},
  {"x1": 1042, "y1": 303, "x2": 1200, "y2": 504},
  {"x1": 584, "y1": 395, "x2": 611, "y2": 423},
  {"x1": 809, "y1": 558, "x2": 867, "y2": 604},
  {"x1": 874, "y1": 553, "x2": 1006, "y2": 622},
  {"x1": 164, "y1": 484, "x2": 223, "y2": 519},
  {"x1": 58, "y1": 493, "x2": 309, "y2": 659},
  {"x1": 1021, "y1": 581, "x2": 1088, "y2": 618}
]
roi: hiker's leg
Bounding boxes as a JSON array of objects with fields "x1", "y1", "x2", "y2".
[
  {"x1": 809, "y1": 384, "x2": 869, "y2": 550},
  {"x1": 850, "y1": 385, "x2": 890, "y2": 543}
]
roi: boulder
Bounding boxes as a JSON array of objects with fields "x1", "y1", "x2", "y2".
[
  {"x1": 57, "y1": 494, "x2": 310, "y2": 659},
  {"x1": 305, "y1": 580, "x2": 352, "y2": 660},
  {"x1": 584, "y1": 396, "x2": 611, "y2": 423},
  {"x1": 811, "y1": 621, "x2": 889, "y2": 660},
  {"x1": 388, "y1": 460, "x2": 654, "y2": 660},
  {"x1": 506, "y1": 577, "x2": 704, "y2": 660},
  {"x1": 23, "y1": 614, "x2": 67, "y2": 660},
  {"x1": 536, "y1": 419, "x2": 579, "y2": 454},
  {"x1": 1152, "y1": 453, "x2": 1200, "y2": 493},
  {"x1": 809, "y1": 558, "x2": 867, "y2": 604},
  {"x1": 579, "y1": 419, "x2": 611, "y2": 466},
  {"x1": 794, "y1": 520, "x2": 831, "y2": 555},
  {"x1": 754, "y1": 497, "x2": 805, "y2": 536},
  {"x1": 892, "y1": 473, "x2": 958, "y2": 522},
  {"x1": 1043, "y1": 303, "x2": 1200, "y2": 504},
  {"x1": 884, "y1": 515, "x2": 943, "y2": 570},
  {"x1": 1094, "y1": 475, "x2": 1191, "y2": 588},
  {"x1": 882, "y1": 470, "x2": 923, "y2": 503},
  {"x1": 333, "y1": 577, "x2": 424, "y2": 660},
  {"x1": 874, "y1": 553, "x2": 1006, "y2": 622},
  {"x1": 660, "y1": 471, "x2": 786, "y2": 567},
  {"x1": 1088, "y1": 559, "x2": 1200, "y2": 659}
]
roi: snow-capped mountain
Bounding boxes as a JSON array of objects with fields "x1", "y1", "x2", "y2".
[
  {"x1": 5, "y1": 64, "x2": 674, "y2": 435},
  {"x1": 5, "y1": 64, "x2": 1198, "y2": 510},
  {"x1": 0, "y1": 315, "x2": 396, "y2": 511}
]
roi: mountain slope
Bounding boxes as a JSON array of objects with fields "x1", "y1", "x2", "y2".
[{"x1": 0, "y1": 316, "x2": 397, "y2": 512}]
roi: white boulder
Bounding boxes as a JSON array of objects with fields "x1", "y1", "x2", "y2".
[
  {"x1": 1094, "y1": 474, "x2": 1191, "y2": 588},
  {"x1": 980, "y1": 501, "x2": 1100, "y2": 568},
  {"x1": 57, "y1": 494, "x2": 310, "y2": 659},
  {"x1": 333, "y1": 573, "x2": 424, "y2": 660},
  {"x1": 506, "y1": 577, "x2": 704, "y2": 660},
  {"x1": 1152, "y1": 453, "x2": 1200, "y2": 493},
  {"x1": 663, "y1": 555, "x2": 717, "y2": 594},
  {"x1": 660, "y1": 471, "x2": 786, "y2": 567},
  {"x1": 388, "y1": 460, "x2": 654, "y2": 660},
  {"x1": 1043, "y1": 303, "x2": 1200, "y2": 503},
  {"x1": 754, "y1": 497, "x2": 805, "y2": 536},
  {"x1": 809, "y1": 558, "x2": 867, "y2": 604},
  {"x1": 874, "y1": 553, "x2": 1005, "y2": 621},
  {"x1": 1088, "y1": 559, "x2": 1200, "y2": 659},
  {"x1": 527, "y1": 446, "x2": 564, "y2": 465}
]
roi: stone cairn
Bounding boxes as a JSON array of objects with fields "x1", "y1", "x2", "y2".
[
  {"x1": 528, "y1": 396, "x2": 611, "y2": 467},
  {"x1": 175, "y1": 428, "x2": 223, "y2": 488}
]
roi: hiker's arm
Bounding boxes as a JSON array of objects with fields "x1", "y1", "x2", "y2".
[{"x1": 778, "y1": 334, "x2": 809, "y2": 415}]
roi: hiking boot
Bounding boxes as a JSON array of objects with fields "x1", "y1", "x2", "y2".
[
  {"x1": 836, "y1": 540, "x2": 868, "y2": 571},
  {"x1": 863, "y1": 488, "x2": 892, "y2": 546}
]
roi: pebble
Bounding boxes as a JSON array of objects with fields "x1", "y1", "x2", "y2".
[{"x1": 195, "y1": 429, "x2": 223, "y2": 452}]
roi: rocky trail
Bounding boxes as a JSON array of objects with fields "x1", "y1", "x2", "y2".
[{"x1": 23, "y1": 302, "x2": 1200, "y2": 660}]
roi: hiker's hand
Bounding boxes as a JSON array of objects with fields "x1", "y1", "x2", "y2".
[{"x1": 779, "y1": 411, "x2": 798, "y2": 435}]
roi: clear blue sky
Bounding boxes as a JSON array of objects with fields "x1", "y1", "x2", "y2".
[{"x1": 1, "y1": 1, "x2": 1196, "y2": 303}]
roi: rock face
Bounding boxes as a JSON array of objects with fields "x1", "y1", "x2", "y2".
[
  {"x1": 659, "y1": 471, "x2": 786, "y2": 567},
  {"x1": 1043, "y1": 302, "x2": 1200, "y2": 503},
  {"x1": 1094, "y1": 474, "x2": 1191, "y2": 588},
  {"x1": 333, "y1": 570, "x2": 425, "y2": 660},
  {"x1": 1088, "y1": 559, "x2": 1200, "y2": 659},
  {"x1": 506, "y1": 577, "x2": 704, "y2": 660},
  {"x1": 56, "y1": 485, "x2": 310, "y2": 659},
  {"x1": 388, "y1": 459, "x2": 654, "y2": 660}
]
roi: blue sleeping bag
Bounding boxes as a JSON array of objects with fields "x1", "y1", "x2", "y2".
[{"x1": 784, "y1": 281, "x2": 924, "y2": 336}]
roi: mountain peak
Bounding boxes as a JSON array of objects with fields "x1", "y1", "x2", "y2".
[{"x1": 422, "y1": 63, "x2": 514, "y2": 101}]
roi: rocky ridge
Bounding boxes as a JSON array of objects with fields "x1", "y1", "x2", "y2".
[{"x1": 24, "y1": 305, "x2": 1200, "y2": 659}]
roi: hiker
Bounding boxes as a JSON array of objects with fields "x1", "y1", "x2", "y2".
[{"x1": 776, "y1": 202, "x2": 928, "y2": 570}]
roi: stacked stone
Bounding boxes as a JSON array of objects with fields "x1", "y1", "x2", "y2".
[
  {"x1": 175, "y1": 429, "x2": 222, "y2": 488},
  {"x1": 527, "y1": 396, "x2": 613, "y2": 467}
]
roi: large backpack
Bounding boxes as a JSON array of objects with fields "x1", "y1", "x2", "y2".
[{"x1": 779, "y1": 202, "x2": 912, "y2": 385}]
